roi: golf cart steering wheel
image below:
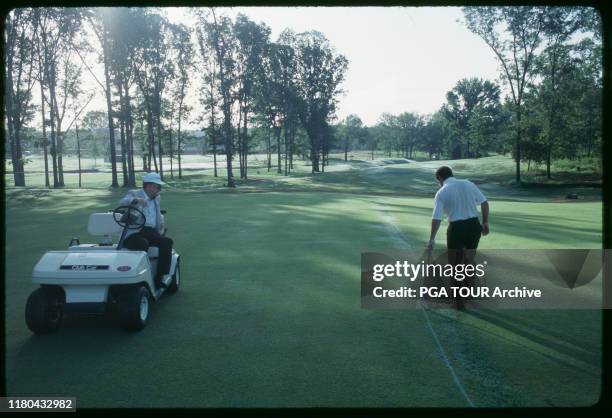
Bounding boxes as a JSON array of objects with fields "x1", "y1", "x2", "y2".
[{"x1": 113, "y1": 205, "x2": 146, "y2": 230}]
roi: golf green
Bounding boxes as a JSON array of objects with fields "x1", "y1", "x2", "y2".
[{"x1": 4, "y1": 156, "x2": 603, "y2": 407}]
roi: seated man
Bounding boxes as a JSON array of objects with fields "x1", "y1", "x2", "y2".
[{"x1": 119, "y1": 172, "x2": 173, "y2": 288}]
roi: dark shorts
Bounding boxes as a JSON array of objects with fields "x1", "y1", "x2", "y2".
[{"x1": 446, "y1": 217, "x2": 482, "y2": 250}]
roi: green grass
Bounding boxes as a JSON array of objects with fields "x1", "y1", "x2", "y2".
[{"x1": 3, "y1": 155, "x2": 603, "y2": 407}]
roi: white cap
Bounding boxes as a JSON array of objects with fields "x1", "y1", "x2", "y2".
[{"x1": 143, "y1": 172, "x2": 165, "y2": 185}]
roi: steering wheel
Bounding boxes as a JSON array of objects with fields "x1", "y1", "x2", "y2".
[{"x1": 113, "y1": 205, "x2": 146, "y2": 230}]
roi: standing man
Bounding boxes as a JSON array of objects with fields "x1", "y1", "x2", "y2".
[
  {"x1": 427, "y1": 166, "x2": 489, "y2": 251},
  {"x1": 426, "y1": 166, "x2": 489, "y2": 308},
  {"x1": 119, "y1": 172, "x2": 173, "y2": 289}
]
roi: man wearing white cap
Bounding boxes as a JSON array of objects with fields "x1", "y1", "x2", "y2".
[{"x1": 119, "y1": 172, "x2": 173, "y2": 288}]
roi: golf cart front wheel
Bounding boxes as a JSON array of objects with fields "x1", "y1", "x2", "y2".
[
  {"x1": 25, "y1": 287, "x2": 64, "y2": 334},
  {"x1": 119, "y1": 286, "x2": 150, "y2": 331},
  {"x1": 168, "y1": 259, "x2": 180, "y2": 293}
]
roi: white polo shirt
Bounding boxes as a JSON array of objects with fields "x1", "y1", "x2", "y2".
[
  {"x1": 432, "y1": 177, "x2": 487, "y2": 222},
  {"x1": 144, "y1": 196, "x2": 157, "y2": 227}
]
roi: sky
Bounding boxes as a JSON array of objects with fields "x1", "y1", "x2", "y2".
[
  {"x1": 61, "y1": 7, "x2": 503, "y2": 129},
  {"x1": 206, "y1": 7, "x2": 500, "y2": 126}
]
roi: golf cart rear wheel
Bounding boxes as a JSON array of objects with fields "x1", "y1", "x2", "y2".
[
  {"x1": 168, "y1": 259, "x2": 180, "y2": 293},
  {"x1": 25, "y1": 287, "x2": 64, "y2": 334},
  {"x1": 119, "y1": 286, "x2": 150, "y2": 331}
]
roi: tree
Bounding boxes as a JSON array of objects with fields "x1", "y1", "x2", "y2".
[
  {"x1": 421, "y1": 111, "x2": 446, "y2": 159},
  {"x1": 396, "y1": 112, "x2": 423, "y2": 159},
  {"x1": 5, "y1": 9, "x2": 37, "y2": 186},
  {"x1": 82, "y1": 110, "x2": 107, "y2": 167},
  {"x1": 34, "y1": 7, "x2": 82, "y2": 187},
  {"x1": 292, "y1": 31, "x2": 348, "y2": 173},
  {"x1": 130, "y1": 9, "x2": 174, "y2": 179},
  {"x1": 195, "y1": 16, "x2": 222, "y2": 178},
  {"x1": 168, "y1": 23, "x2": 194, "y2": 179},
  {"x1": 106, "y1": 7, "x2": 141, "y2": 187},
  {"x1": 196, "y1": 8, "x2": 238, "y2": 187},
  {"x1": 442, "y1": 77, "x2": 500, "y2": 159},
  {"x1": 340, "y1": 114, "x2": 363, "y2": 161},
  {"x1": 572, "y1": 38, "x2": 602, "y2": 159},
  {"x1": 88, "y1": 8, "x2": 120, "y2": 187},
  {"x1": 464, "y1": 6, "x2": 547, "y2": 183},
  {"x1": 253, "y1": 41, "x2": 283, "y2": 173},
  {"x1": 233, "y1": 14, "x2": 270, "y2": 179},
  {"x1": 537, "y1": 7, "x2": 597, "y2": 178}
]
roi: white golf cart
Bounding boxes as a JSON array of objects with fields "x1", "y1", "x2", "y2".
[{"x1": 25, "y1": 205, "x2": 180, "y2": 333}]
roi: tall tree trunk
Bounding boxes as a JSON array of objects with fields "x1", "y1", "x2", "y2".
[
  {"x1": 5, "y1": 69, "x2": 21, "y2": 187},
  {"x1": 177, "y1": 100, "x2": 183, "y2": 179},
  {"x1": 156, "y1": 94, "x2": 163, "y2": 179},
  {"x1": 242, "y1": 105, "x2": 248, "y2": 180},
  {"x1": 211, "y1": 11, "x2": 234, "y2": 187},
  {"x1": 311, "y1": 151, "x2": 319, "y2": 173},
  {"x1": 289, "y1": 125, "x2": 295, "y2": 171},
  {"x1": 515, "y1": 107, "x2": 522, "y2": 184},
  {"x1": 50, "y1": 63, "x2": 64, "y2": 186},
  {"x1": 275, "y1": 125, "x2": 282, "y2": 174},
  {"x1": 144, "y1": 103, "x2": 158, "y2": 172},
  {"x1": 39, "y1": 66, "x2": 50, "y2": 188},
  {"x1": 57, "y1": 129, "x2": 64, "y2": 186},
  {"x1": 101, "y1": 24, "x2": 118, "y2": 187},
  {"x1": 236, "y1": 109, "x2": 244, "y2": 179},
  {"x1": 123, "y1": 80, "x2": 136, "y2": 187},
  {"x1": 119, "y1": 118, "x2": 128, "y2": 186},
  {"x1": 48, "y1": 73, "x2": 59, "y2": 187},
  {"x1": 212, "y1": 132, "x2": 218, "y2": 177},
  {"x1": 267, "y1": 128, "x2": 272, "y2": 171},
  {"x1": 117, "y1": 81, "x2": 128, "y2": 186},
  {"x1": 139, "y1": 119, "x2": 147, "y2": 172},
  {"x1": 284, "y1": 126, "x2": 288, "y2": 176},
  {"x1": 223, "y1": 108, "x2": 234, "y2": 187},
  {"x1": 169, "y1": 125, "x2": 174, "y2": 179},
  {"x1": 76, "y1": 122, "x2": 82, "y2": 188}
]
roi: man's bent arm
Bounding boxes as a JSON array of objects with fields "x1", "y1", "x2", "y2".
[
  {"x1": 119, "y1": 190, "x2": 136, "y2": 206},
  {"x1": 429, "y1": 219, "x2": 441, "y2": 242}
]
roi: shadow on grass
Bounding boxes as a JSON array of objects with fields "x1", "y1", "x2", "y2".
[{"x1": 461, "y1": 309, "x2": 601, "y2": 368}]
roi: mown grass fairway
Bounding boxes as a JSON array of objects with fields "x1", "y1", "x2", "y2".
[{"x1": 4, "y1": 156, "x2": 602, "y2": 407}]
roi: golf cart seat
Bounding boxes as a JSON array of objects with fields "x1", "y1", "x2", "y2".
[
  {"x1": 88, "y1": 213, "x2": 122, "y2": 237},
  {"x1": 86, "y1": 212, "x2": 161, "y2": 258}
]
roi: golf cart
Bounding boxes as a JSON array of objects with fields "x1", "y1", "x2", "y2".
[{"x1": 25, "y1": 205, "x2": 180, "y2": 333}]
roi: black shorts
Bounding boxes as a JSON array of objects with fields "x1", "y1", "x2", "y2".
[{"x1": 447, "y1": 217, "x2": 482, "y2": 250}]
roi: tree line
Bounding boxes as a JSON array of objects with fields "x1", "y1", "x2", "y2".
[
  {"x1": 336, "y1": 7, "x2": 601, "y2": 182},
  {"x1": 4, "y1": 7, "x2": 601, "y2": 188},
  {"x1": 4, "y1": 7, "x2": 348, "y2": 188}
]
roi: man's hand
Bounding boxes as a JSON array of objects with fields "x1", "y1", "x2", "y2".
[
  {"x1": 428, "y1": 219, "x2": 441, "y2": 250},
  {"x1": 481, "y1": 222, "x2": 489, "y2": 236},
  {"x1": 131, "y1": 198, "x2": 147, "y2": 206},
  {"x1": 480, "y1": 202, "x2": 489, "y2": 236}
]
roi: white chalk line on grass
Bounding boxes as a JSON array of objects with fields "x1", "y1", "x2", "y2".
[
  {"x1": 376, "y1": 202, "x2": 475, "y2": 407},
  {"x1": 419, "y1": 302, "x2": 475, "y2": 407}
]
